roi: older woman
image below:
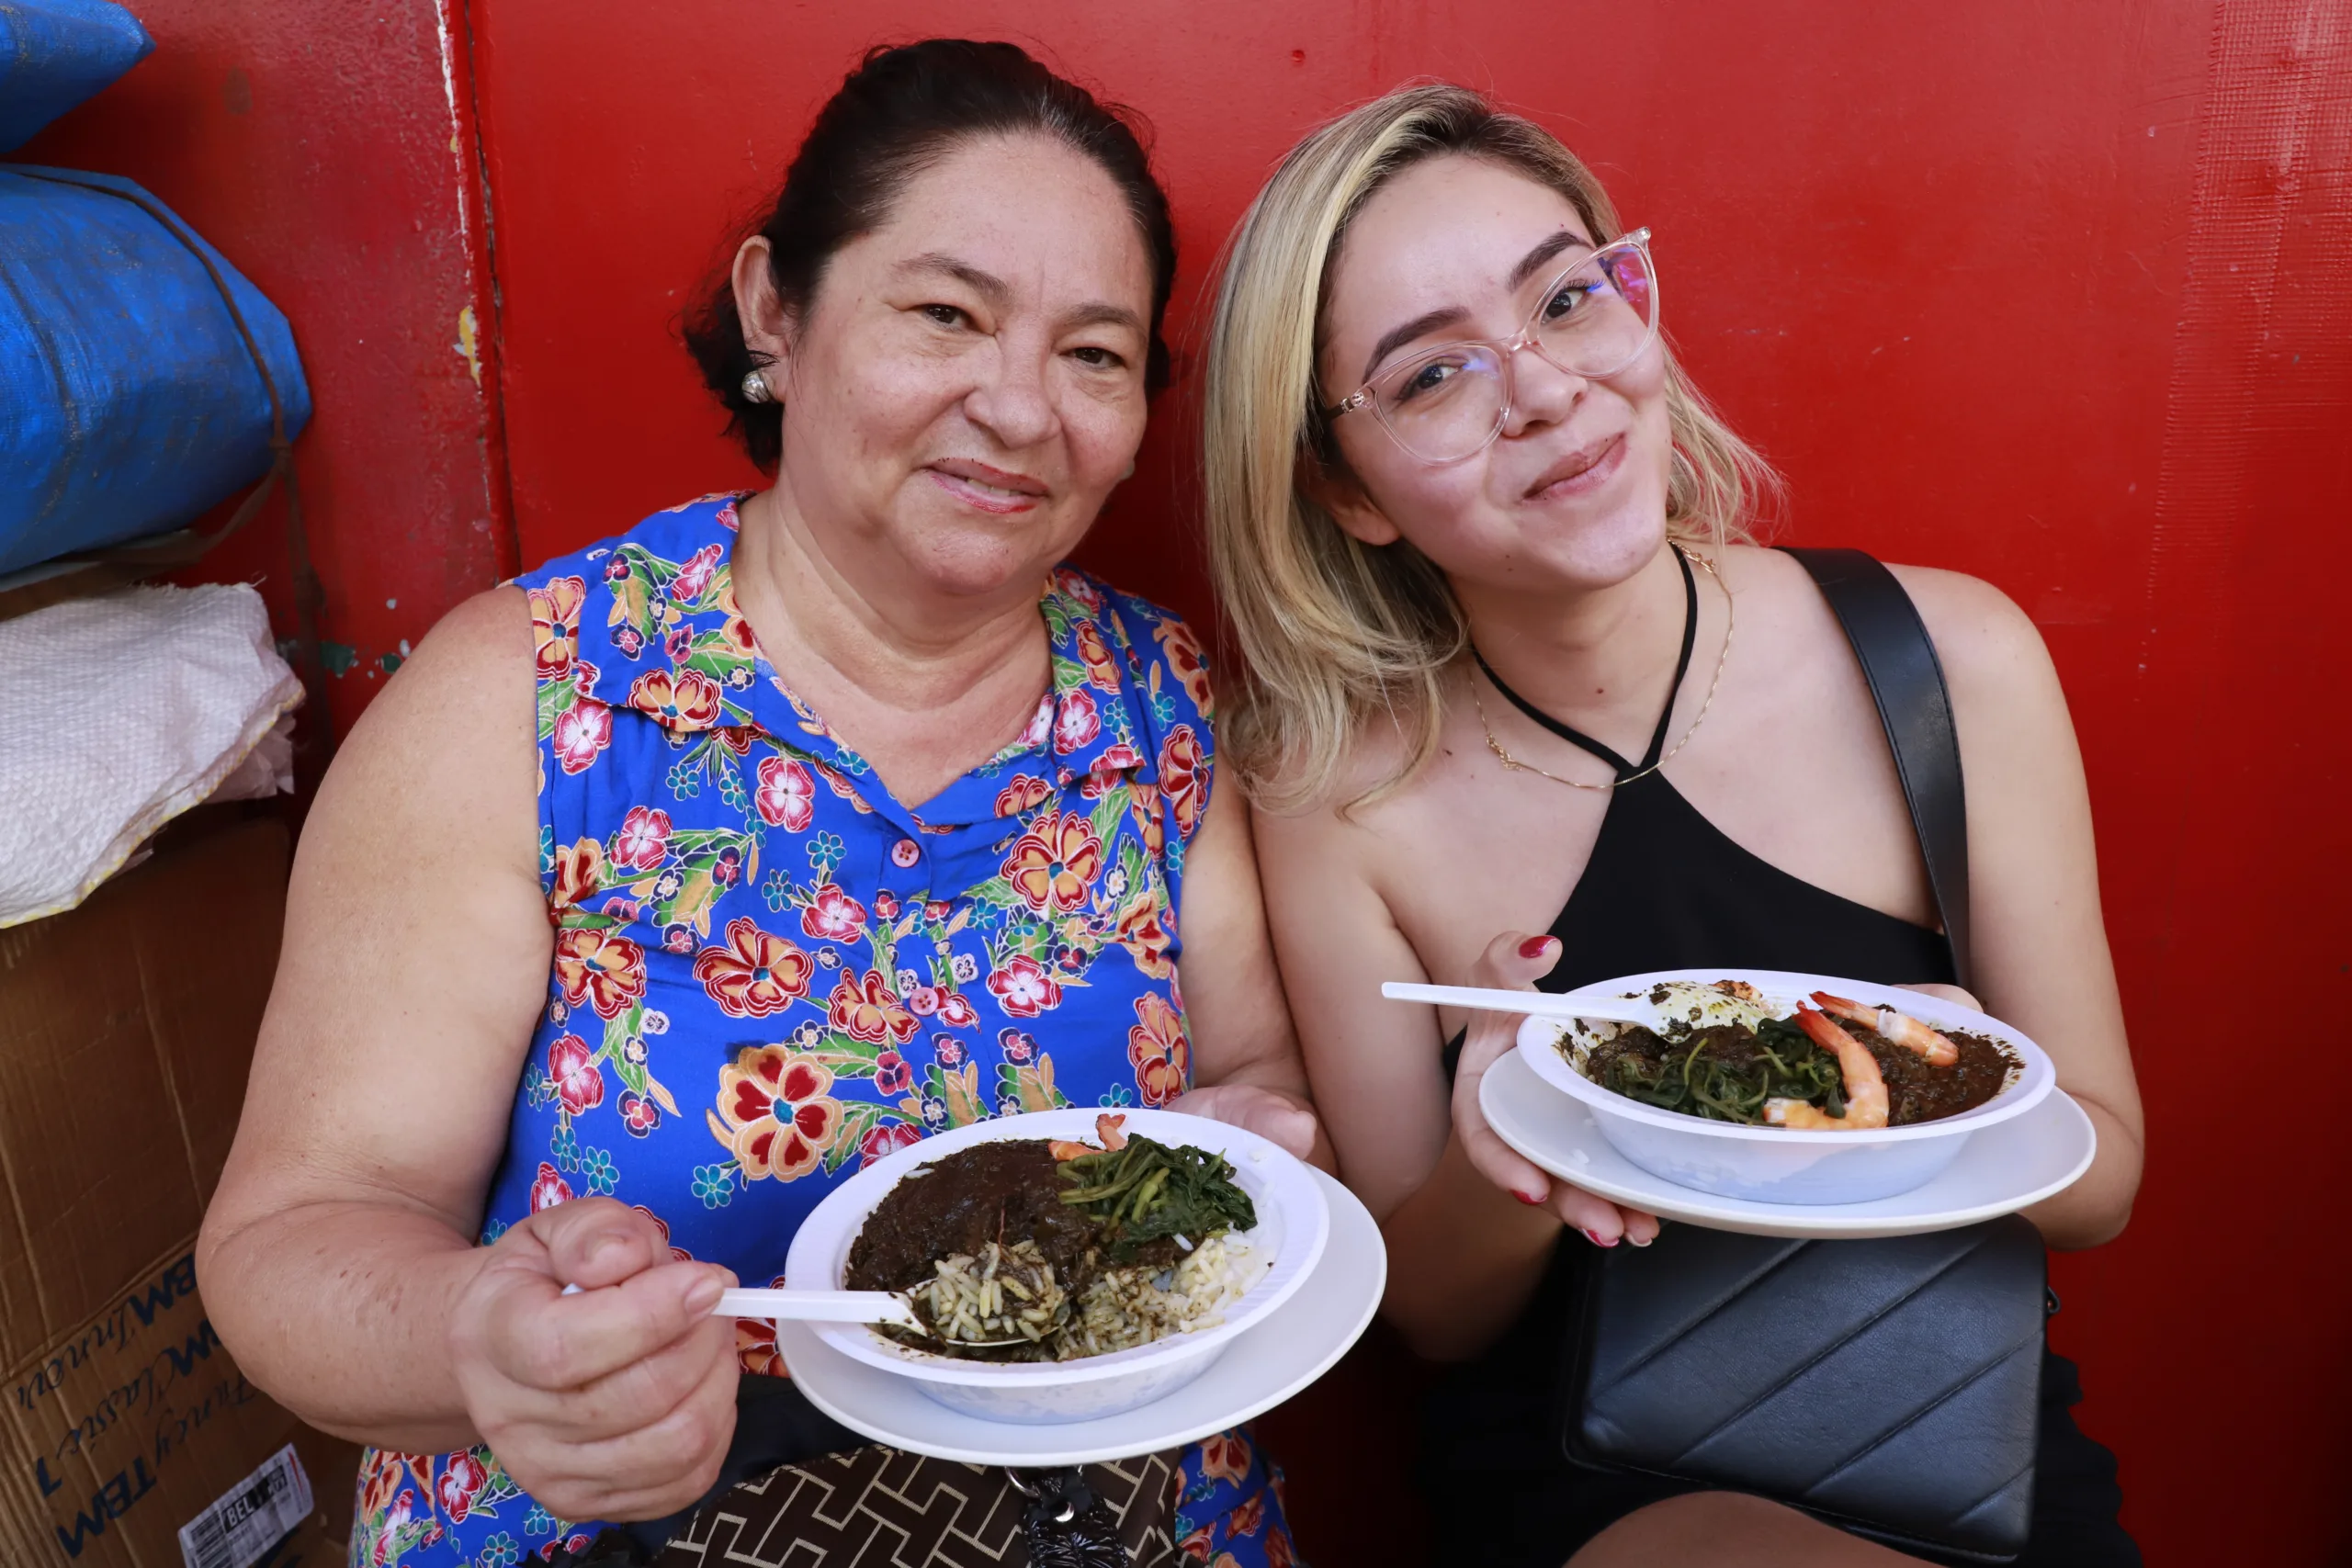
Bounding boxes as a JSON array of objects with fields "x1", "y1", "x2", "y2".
[
  {"x1": 1203, "y1": 86, "x2": 2144, "y2": 1567},
  {"x1": 198, "y1": 41, "x2": 1310, "y2": 1568}
]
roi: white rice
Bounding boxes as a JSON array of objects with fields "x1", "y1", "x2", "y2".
[{"x1": 913, "y1": 1234, "x2": 1258, "y2": 1361}]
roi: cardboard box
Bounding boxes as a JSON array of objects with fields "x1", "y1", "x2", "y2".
[{"x1": 0, "y1": 815, "x2": 358, "y2": 1567}]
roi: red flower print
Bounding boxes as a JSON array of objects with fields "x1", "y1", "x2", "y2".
[
  {"x1": 1265, "y1": 1525, "x2": 1297, "y2": 1568},
  {"x1": 721, "y1": 614, "x2": 758, "y2": 659},
  {"x1": 710, "y1": 1046, "x2": 842, "y2": 1181},
  {"x1": 619, "y1": 1090, "x2": 662, "y2": 1136},
  {"x1": 1053, "y1": 688, "x2": 1102, "y2": 753},
  {"x1": 671, "y1": 541, "x2": 723, "y2": 601},
  {"x1": 694, "y1": 917, "x2": 814, "y2": 1017},
  {"x1": 800, "y1": 883, "x2": 867, "y2": 942},
  {"x1": 546, "y1": 1033, "x2": 606, "y2": 1115},
  {"x1": 1115, "y1": 890, "x2": 1177, "y2": 979},
  {"x1": 529, "y1": 576, "x2": 586, "y2": 683},
  {"x1": 1122, "y1": 784, "x2": 1165, "y2": 859},
  {"x1": 716, "y1": 498, "x2": 742, "y2": 532},
  {"x1": 529, "y1": 1162, "x2": 572, "y2": 1212},
  {"x1": 924, "y1": 899, "x2": 952, "y2": 920},
  {"x1": 1098, "y1": 742, "x2": 1142, "y2": 773},
  {"x1": 987, "y1": 955, "x2": 1063, "y2": 1019},
  {"x1": 994, "y1": 773, "x2": 1052, "y2": 818},
  {"x1": 874, "y1": 1050, "x2": 912, "y2": 1095},
  {"x1": 1159, "y1": 724, "x2": 1207, "y2": 840},
  {"x1": 612, "y1": 806, "x2": 673, "y2": 873},
  {"x1": 1052, "y1": 566, "x2": 1105, "y2": 613},
  {"x1": 1014, "y1": 696, "x2": 1054, "y2": 750},
  {"x1": 829, "y1": 969, "x2": 919, "y2": 1045},
  {"x1": 628, "y1": 669, "x2": 724, "y2": 730},
  {"x1": 859, "y1": 1121, "x2": 924, "y2": 1168},
  {"x1": 1226, "y1": 1490, "x2": 1267, "y2": 1539},
  {"x1": 890, "y1": 838, "x2": 921, "y2": 868},
  {"x1": 1154, "y1": 615, "x2": 1216, "y2": 716},
  {"x1": 1127, "y1": 993, "x2": 1190, "y2": 1107},
  {"x1": 1074, "y1": 620, "x2": 1121, "y2": 692},
  {"x1": 1197, "y1": 1430, "x2": 1253, "y2": 1486},
  {"x1": 873, "y1": 890, "x2": 899, "y2": 919},
  {"x1": 550, "y1": 838, "x2": 606, "y2": 910},
  {"x1": 552, "y1": 698, "x2": 613, "y2": 774},
  {"x1": 1177, "y1": 1526, "x2": 1215, "y2": 1562},
  {"x1": 1002, "y1": 811, "x2": 1102, "y2": 913},
  {"x1": 435, "y1": 1450, "x2": 488, "y2": 1523},
  {"x1": 754, "y1": 755, "x2": 815, "y2": 831},
  {"x1": 936, "y1": 991, "x2": 979, "y2": 1029},
  {"x1": 736, "y1": 1314, "x2": 786, "y2": 1378},
  {"x1": 553, "y1": 926, "x2": 647, "y2": 1019}
]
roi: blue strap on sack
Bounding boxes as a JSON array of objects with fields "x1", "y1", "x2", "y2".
[{"x1": 0, "y1": 165, "x2": 312, "y2": 578}]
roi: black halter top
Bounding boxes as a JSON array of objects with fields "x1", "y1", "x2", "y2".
[
  {"x1": 1475, "y1": 546, "x2": 1953, "y2": 1000},
  {"x1": 1423, "y1": 556, "x2": 2134, "y2": 1568}
]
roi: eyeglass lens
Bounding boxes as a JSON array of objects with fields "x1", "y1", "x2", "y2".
[{"x1": 1372, "y1": 245, "x2": 1657, "y2": 462}]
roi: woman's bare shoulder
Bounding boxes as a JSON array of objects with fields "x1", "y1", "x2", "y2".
[{"x1": 1880, "y1": 564, "x2": 2064, "y2": 705}]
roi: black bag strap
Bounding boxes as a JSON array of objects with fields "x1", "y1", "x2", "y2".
[{"x1": 1779, "y1": 547, "x2": 1972, "y2": 986}]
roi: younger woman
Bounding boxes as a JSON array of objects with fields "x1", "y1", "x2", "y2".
[{"x1": 1204, "y1": 85, "x2": 2144, "y2": 1566}]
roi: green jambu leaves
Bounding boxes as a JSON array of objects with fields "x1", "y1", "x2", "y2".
[
  {"x1": 1594, "y1": 1017, "x2": 1847, "y2": 1124},
  {"x1": 1057, "y1": 1136, "x2": 1258, "y2": 1261}
]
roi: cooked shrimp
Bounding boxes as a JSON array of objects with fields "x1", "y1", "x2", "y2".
[
  {"x1": 1810, "y1": 991, "x2": 1960, "y2": 1066},
  {"x1": 1047, "y1": 1112, "x2": 1129, "y2": 1162},
  {"x1": 1767, "y1": 1005, "x2": 1890, "y2": 1130},
  {"x1": 1762, "y1": 1098, "x2": 1852, "y2": 1130}
]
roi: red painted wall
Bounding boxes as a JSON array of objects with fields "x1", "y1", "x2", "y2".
[
  {"x1": 17, "y1": 0, "x2": 513, "y2": 746},
  {"x1": 461, "y1": 4, "x2": 2352, "y2": 1562},
  {"x1": 24, "y1": 1, "x2": 2350, "y2": 1562}
]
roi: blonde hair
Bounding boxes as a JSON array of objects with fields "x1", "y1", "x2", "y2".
[{"x1": 1205, "y1": 84, "x2": 1777, "y2": 812}]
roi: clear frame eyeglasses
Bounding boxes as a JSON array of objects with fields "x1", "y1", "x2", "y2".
[{"x1": 1322, "y1": 228, "x2": 1657, "y2": 465}]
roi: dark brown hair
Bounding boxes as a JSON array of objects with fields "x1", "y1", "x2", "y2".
[{"x1": 683, "y1": 39, "x2": 1178, "y2": 470}]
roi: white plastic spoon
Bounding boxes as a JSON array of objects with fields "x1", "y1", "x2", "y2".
[
  {"x1": 561, "y1": 1282, "x2": 1051, "y2": 1348},
  {"x1": 717, "y1": 1288, "x2": 926, "y2": 1330},
  {"x1": 560, "y1": 1280, "x2": 919, "y2": 1330},
  {"x1": 1379, "y1": 980, "x2": 1656, "y2": 1025}
]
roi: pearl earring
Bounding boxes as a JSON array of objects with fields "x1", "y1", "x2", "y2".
[{"x1": 741, "y1": 370, "x2": 774, "y2": 405}]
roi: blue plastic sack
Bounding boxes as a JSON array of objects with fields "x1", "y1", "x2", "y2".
[
  {"x1": 0, "y1": 165, "x2": 311, "y2": 578},
  {"x1": 0, "y1": 0, "x2": 153, "y2": 152}
]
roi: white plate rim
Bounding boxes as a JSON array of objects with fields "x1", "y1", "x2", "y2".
[
  {"x1": 1514, "y1": 966, "x2": 2057, "y2": 1144},
  {"x1": 1482, "y1": 1048, "x2": 2097, "y2": 1238},
  {"x1": 775, "y1": 1165, "x2": 1385, "y2": 1465},
  {"x1": 785, "y1": 1106, "x2": 1330, "y2": 1386}
]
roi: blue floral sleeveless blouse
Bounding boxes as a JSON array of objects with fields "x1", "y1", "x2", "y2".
[{"x1": 351, "y1": 495, "x2": 1297, "y2": 1568}]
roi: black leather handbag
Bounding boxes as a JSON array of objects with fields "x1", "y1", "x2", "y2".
[{"x1": 1555, "y1": 549, "x2": 2047, "y2": 1562}]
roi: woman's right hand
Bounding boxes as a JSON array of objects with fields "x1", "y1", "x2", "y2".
[
  {"x1": 1453, "y1": 931, "x2": 1661, "y2": 1248},
  {"x1": 447, "y1": 1197, "x2": 741, "y2": 1522}
]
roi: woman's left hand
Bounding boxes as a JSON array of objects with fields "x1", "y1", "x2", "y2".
[{"x1": 1167, "y1": 1083, "x2": 1321, "y2": 1161}]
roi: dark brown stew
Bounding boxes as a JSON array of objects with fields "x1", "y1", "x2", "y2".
[
  {"x1": 844, "y1": 1141, "x2": 1114, "y2": 1298},
  {"x1": 1588, "y1": 1021, "x2": 2015, "y2": 1126}
]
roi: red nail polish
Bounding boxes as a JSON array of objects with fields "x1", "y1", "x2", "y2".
[
  {"x1": 1583, "y1": 1228, "x2": 1619, "y2": 1247},
  {"x1": 1519, "y1": 936, "x2": 1555, "y2": 959},
  {"x1": 1514, "y1": 1190, "x2": 1545, "y2": 1206}
]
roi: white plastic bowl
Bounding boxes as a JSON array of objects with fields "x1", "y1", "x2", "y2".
[
  {"x1": 1514, "y1": 968, "x2": 2056, "y2": 1204},
  {"x1": 785, "y1": 1106, "x2": 1329, "y2": 1424}
]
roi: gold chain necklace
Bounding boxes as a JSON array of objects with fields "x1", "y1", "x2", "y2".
[{"x1": 1472, "y1": 546, "x2": 1735, "y2": 793}]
